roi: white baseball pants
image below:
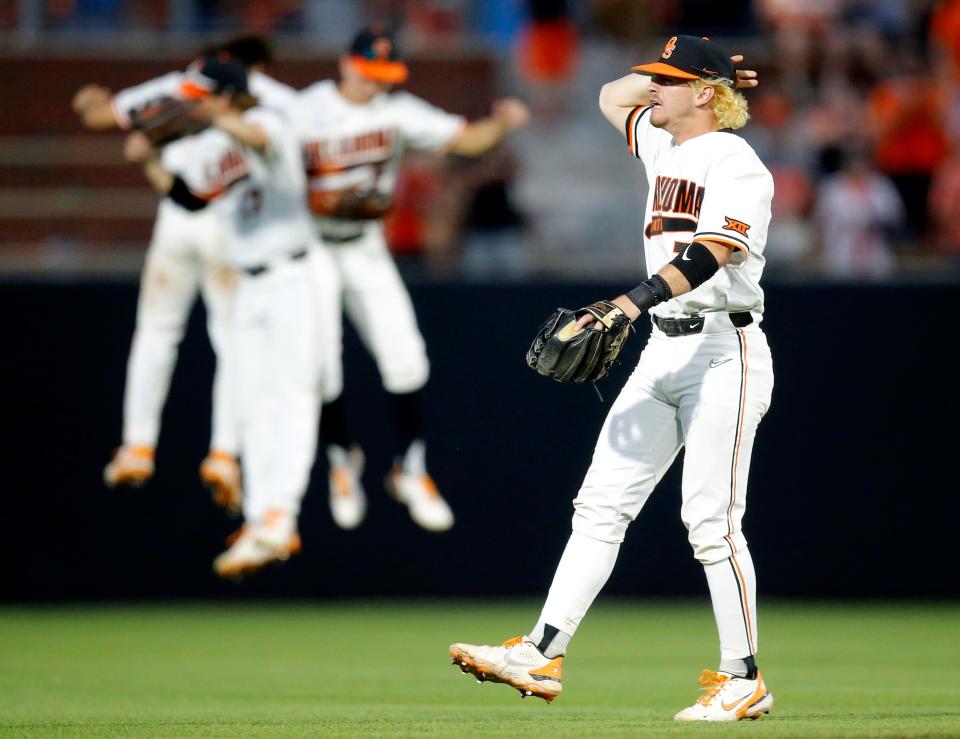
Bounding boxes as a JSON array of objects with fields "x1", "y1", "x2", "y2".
[
  {"x1": 234, "y1": 254, "x2": 322, "y2": 523},
  {"x1": 317, "y1": 222, "x2": 429, "y2": 396},
  {"x1": 121, "y1": 200, "x2": 238, "y2": 454},
  {"x1": 308, "y1": 244, "x2": 344, "y2": 403},
  {"x1": 540, "y1": 320, "x2": 774, "y2": 660}
]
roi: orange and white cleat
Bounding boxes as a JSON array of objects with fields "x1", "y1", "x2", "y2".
[
  {"x1": 387, "y1": 467, "x2": 454, "y2": 532},
  {"x1": 103, "y1": 445, "x2": 155, "y2": 488},
  {"x1": 213, "y1": 509, "x2": 301, "y2": 580},
  {"x1": 200, "y1": 450, "x2": 242, "y2": 516},
  {"x1": 673, "y1": 669, "x2": 773, "y2": 721},
  {"x1": 386, "y1": 440, "x2": 454, "y2": 532},
  {"x1": 328, "y1": 445, "x2": 367, "y2": 530},
  {"x1": 449, "y1": 637, "x2": 563, "y2": 703}
]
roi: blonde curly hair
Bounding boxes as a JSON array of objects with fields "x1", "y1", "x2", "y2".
[{"x1": 690, "y1": 79, "x2": 749, "y2": 130}]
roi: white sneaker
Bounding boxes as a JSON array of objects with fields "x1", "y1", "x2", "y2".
[
  {"x1": 449, "y1": 636, "x2": 563, "y2": 702},
  {"x1": 103, "y1": 445, "x2": 154, "y2": 488},
  {"x1": 673, "y1": 670, "x2": 773, "y2": 721},
  {"x1": 387, "y1": 466, "x2": 454, "y2": 532},
  {"x1": 328, "y1": 445, "x2": 366, "y2": 530},
  {"x1": 213, "y1": 509, "x2": 301, "y2": 580},
  {"x1": 199, "y1": 450, "x2": 242, "y2": 516}
]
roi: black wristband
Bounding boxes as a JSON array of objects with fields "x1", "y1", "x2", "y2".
[
  {"x1": 670, "y1": 241, "x2": 721, "y2": 290},
  {"x1": 625, "y1": 273, "x2": 673, "y2": 314},
  {"x1": 167, "y1": 175, "x2": 209, "y2": 212}
]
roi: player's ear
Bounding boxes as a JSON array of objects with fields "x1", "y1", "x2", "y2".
[{"x1": 695, "y1": 83, "x2": 715, "y2": 108}]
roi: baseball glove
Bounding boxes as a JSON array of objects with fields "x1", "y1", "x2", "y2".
[
  {"x1": 526, "y1": 301, "x2": 632, "y2": 383},
  {"x1": 130, "y1": 97, "x2": 209, "y2": 146},
  {"x1": 309, "y1": 188, "x2": 392, "y2": 220}
]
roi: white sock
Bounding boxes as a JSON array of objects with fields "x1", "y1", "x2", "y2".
[
  {"x1": 326, "y1": 444, "x2": 350, "y2": 468},
  {"x1": 719, "y1": 657, "x2": 753, "y2": 678},
  {"x1": 401, "y1": 439, "x2": 426, "y2": 476},
  {"x1": 532, "y1": 530, "x2": 621, "y2": 654},
  {"x1": 704, "y1": 549, "x2": 758, "y2": 661}
]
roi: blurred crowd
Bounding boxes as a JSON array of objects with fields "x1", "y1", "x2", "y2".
[
  {"x1": 5, "y1": 0, "x2": 960, "y2": 280},
  {"x1": 742, "y1": 0, "x2": 960, "y2": 279}
]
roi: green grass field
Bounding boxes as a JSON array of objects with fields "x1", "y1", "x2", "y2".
[{"x1": 1, "y1": 601, "x2": 958, "y2": 737}]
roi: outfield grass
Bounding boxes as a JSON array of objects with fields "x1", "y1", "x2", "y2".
[{"x1": 0, "y1": 601, "x2": 957, "y2": 737}]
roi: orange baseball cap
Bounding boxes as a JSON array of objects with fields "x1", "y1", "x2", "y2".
[{"x1": 348, "y1": 25, "x2": 409, "y2": 84}]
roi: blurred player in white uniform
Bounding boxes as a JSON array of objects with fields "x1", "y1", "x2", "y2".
[
  {"x1": 814, "y1": 147, "x2": 904, "y2": 279},
  {"x1": 295, "y1": 26, "x2": 530, "y2": 532},
  {"x1": 450, "y1": 38, "x2": 777, "y2": 722},
  {"x1": 125, "y1": 57, "x2": 335, "y2": 578},
  {"x1": 72, "y1": 37, "x2": 297, "y2": 513}
]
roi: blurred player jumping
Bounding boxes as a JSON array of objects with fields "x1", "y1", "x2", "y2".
[
  {"x1": 125, "y1": 57, "x2": 336, "y2": 578},
  {"x1": 450, "y1": 37, "x2": 776, "y2": 722},
  {"x1": 72, "y1": 36, "x2": 295, "y2": 514},
  {"x1": 294, "y1": 26, "x2": 530, "y2": 532}
]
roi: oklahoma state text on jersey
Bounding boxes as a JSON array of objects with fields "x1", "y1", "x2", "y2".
[
  {"x1": 302, "y1": 130, "x2": 394, "y2": 176},
  {"x1": 625, "y1": 105, "x2": 774, "y2": 319}
]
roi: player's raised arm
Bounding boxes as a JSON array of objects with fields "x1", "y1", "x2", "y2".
[
  {"x1": 598, "y1": 73, "x2": 653, "y2": 134},
  {"x1": 74, "y1": 72, "x2": 187, "y2": 131},
  {"x1": 448, "y1": 98, "x2": 530, "y2": 157},
  {"x1": 211, "y1": 111, "x2": 269, "y2": 152}
]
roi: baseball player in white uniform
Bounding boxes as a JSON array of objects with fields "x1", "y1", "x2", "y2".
[
  {"x1": 294, "y1": 26, "x2": 530, "y2": 533},
  {"x1": 124, "y1": 56, "x2": 335, "y2": 578},
  {"x1": 450, "y1": 37, "x2": 776, "y2": 722},
  {"x1": 72, "y1": 37, "x2": 298, "y2": 514}
]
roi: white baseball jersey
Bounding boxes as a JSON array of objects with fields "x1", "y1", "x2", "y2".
[
  {"x1": 625, "y1": 105, "x2": 774, "y2": 318},
  {"x1": 177, "y1": 107, "x2": 314, "y2": 269},
  {"x1": 294, "y1": 80, "x2": 465, "y2": 239}
]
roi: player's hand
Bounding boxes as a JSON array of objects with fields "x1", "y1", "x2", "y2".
[
  {"x1": 576, "y1": 295, "x2": 641, "y2": 329},
  {"x1": 123, "y1": 131, "x2": 154, "y2": 163},
  {"x1": 576, "y1": 312, "x2": 597, "y2": 329},
  {"x1": 730, "y1": 55, "x2": 758, "y2": 89},
  {"x1": 492, "y1": 98, "x2": 531, "y2": 131},
  {"x1": 72, "y1": 84, "x2": 111, "y2": 114}
]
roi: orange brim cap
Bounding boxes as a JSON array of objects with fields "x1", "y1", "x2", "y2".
[
  {"x1": 350, "y1": 56, "x2": 409, "y2": 84},
  {"x1": 630, "y1": 61, "x2": 700, "y2": 80},
  {"x1": 180, "y1": 79, "x2": 213, "y2": 99}
]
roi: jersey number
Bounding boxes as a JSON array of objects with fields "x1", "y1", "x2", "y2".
[{"x1": 240, "y1": 187, "x2": 263, "y2": 222}]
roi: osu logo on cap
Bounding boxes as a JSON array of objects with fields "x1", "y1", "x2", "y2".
[{"x1": 662, "y1": 36, "x2": 678, "y2": 59}]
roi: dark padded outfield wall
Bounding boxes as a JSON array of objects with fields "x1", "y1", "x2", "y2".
[{"x1": 1, "y1": 279, "x2": 955, "y2": 600}]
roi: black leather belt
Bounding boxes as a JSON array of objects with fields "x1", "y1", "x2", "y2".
[
  {"x1": 653, "y1": 311, "x2": 753, "y2": 337},
  {"x1": 243, "y1": 248, "x2": 308, "y2": 277},
  {"x1": 322, "y1": 231, "x2": 364, "y2": 244}
]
